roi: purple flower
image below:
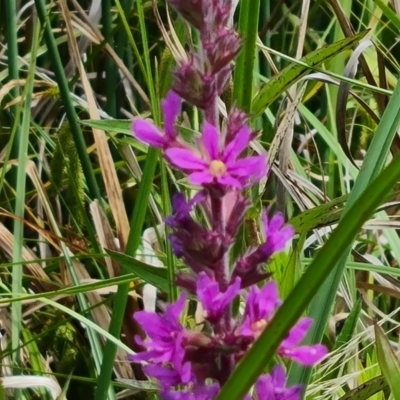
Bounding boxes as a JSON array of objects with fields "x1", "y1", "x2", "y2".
[
  {"x1": 232, "y1": 212, "x2": 294, "y2": 287},
  {"x1": 196, "y1": 272, "x2": 241, "y2": 323},
  {"x1": 237, "y1": 283, "x2": 327, "y2": 366},
  {"x1": 165, "y1": 122, "x2": 266, "y2": 188},
  {"x1": 132, "y1": 91, "x2": 181, "y2": 148},
  {"x1": 237, "y1": 281, "x2": 281, "y2": 338},
  {"x1": 131, "y1": 293, "x2": 187, "y2": 365},
  {"x1": 162, "y1": 382, "x2": 220, "y2": 400},
  {"x1": 278, "y1": 318, "x2": 328, "y2": 365},
  {"x1": 254, "y1": 365, "x2": 302, "y2": 400},
  {"x1": 261, "y1": 212, "x2": 294, "y2": 255}
]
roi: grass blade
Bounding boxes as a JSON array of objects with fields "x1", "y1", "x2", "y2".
[{"x1": 216, "y1": 148, "x2": 400, "y2": 400}]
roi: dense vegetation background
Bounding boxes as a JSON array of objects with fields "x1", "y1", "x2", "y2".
[{"x1": 1, "y1": 0, "x2": 400, "y2": 399}]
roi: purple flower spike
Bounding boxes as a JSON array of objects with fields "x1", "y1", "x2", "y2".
[
  {"x1": 254, "y1": 365, "x2": 302, "y2": 400},
  {"x1": 279, "y1": 318, "x2": 328, "y2": 365},
  {"x1": 166, "y1": 122, "x2": 267, "y2": 188},
  {"x1": 131, "y1": 293, "x2": 187, "y2": 365},
  {"x1": 197, "y1": 272, "x2": 241, "y2": 323},
  {"x1": 133, "y1": 90, "x2": 181, "y2": 148}
]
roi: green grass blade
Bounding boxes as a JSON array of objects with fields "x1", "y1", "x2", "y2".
[
  {"x1": 252, "y1": 31, "x2": 368, "y2": 116},
  {"x1": 289, "y1": 59, "x2": 400, "y2": 389},
  {"x1": 4, "y1": 0, "x2": 20, "y2": 162},
  {"x1": 97, "y1": 1, "x2": 162, "y2": 397},
  {"x1": 216, "y1": 150, "x2": 400, "y2": 400},
  {"x1": 233, "y1": 0, "x2": 260, "y2": 112},
  {"x1": 375, "y1": 324, "x2": 400, "y2": 400},
  {"x1": 34, "y1": 0, "x2": 101, "y2": 201},
  {"x1": 106, "y1": 250, "x2": 168, "y2": 293},
  {"x1": 11, "y1": 14, "x2": 40, "y2": 378},
  {"x1": 337, "y1": 375, "x2": 388, "y2": 400}
]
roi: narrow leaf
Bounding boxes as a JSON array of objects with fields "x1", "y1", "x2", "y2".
[
  {"x1": 252, "y1": 31, "x2": 368, "y2": 116},
  {"x1": 375, "y1": 324, "x2": 400, "y2": 400},
  {"x1": 106, "y1": 249, "x2": 169, "y2": 294}
]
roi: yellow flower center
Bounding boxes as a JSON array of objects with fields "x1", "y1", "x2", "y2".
[
  {"x1": 251, "y1": 319, "x2": 267, "y2": 334},
  {"x1": 209, "y1": 160, "x2": 227, "y2": 177}
]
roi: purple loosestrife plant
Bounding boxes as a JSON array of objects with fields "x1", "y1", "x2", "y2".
[{"x1": 130, "y1": 0, "x2": 328, "y2": 398}]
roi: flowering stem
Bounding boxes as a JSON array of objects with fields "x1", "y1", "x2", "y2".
[
  {"x1": 204, "y1": 95, "x2": 219, "y2": 128},
  {"x1": 210, "y1": 195, "x2": 229, "y2": 286}
]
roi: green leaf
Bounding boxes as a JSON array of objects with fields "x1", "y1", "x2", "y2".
[
  {"x1": 375, "y1": 324, "x2": 400, "y2": 400},
  {"x1": 216, "y1": 148, "x2": 400, "y2": 400},
  {"x1": 333, "y1": 297, "x2": 362, "y2": 351},
  {"x1": 106, "y1": 249, "x2": 169, "y2": 294},
  {"x1": 80, "y1": 119, "x2": 135, "y2": 135},
  {"x1": 252, "y1": 30, "x2": 369, "y2": 116},
  {"x1": 337, "y1": 375, "x2": 388, "y2": 400},
  {"x1": 233, "y1": 0, "x2": 261, "y2": 112},
  {"x1": 290, "y1": 45, "x2": 400, "y2": 389},
  {"x1": 117, "y1": 379, "x2": 158, "y2": 392},
  {"x1": 289, "y1": 195, "x2": 347, "y2": 234}
]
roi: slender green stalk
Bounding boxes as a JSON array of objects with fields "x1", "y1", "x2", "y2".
[
  {"x1": 160, "y1": 160, "x2": 176, "y2": 302},
  {"x1": 102, "y1": 0, "x2": 118, "y2": 117},
  {"x1": 10, "y1": 13, "x2": 39, "y2": 399},
  {"x1": 96, "y1": 0, "x2": 162, "y2": 398},
  {"x1": 34, "y1": 0, "x2": 101, "y2": 201},
  {"x1": 233, "y1": 0, "x2": 261, "y2": 112},
  {"x1": 4, "y1": 0, "x2": 20, "y2": 161}
]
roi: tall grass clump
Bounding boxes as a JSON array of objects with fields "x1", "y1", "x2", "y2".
[{"x1": 1, "y1": 0, "x2": 400, "y2": 399}]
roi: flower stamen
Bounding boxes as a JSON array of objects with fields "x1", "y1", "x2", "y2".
[{"x1": 209, "y1": 160, "x2": 227, "y2": 177}]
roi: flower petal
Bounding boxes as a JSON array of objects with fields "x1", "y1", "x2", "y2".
[
  {"x1": 281, "y1": 318, "x2": 313, "y2": 348},
  {"x1": 217, "y1": 174, "x2": 242, "y2": 188},
  {"x1": 188, "y1": 171, "x2": 214, "y2": 185},
  {"x1": 228, "y1": 156, "x2": 267, "y2": 180},
  {"x1": 162, "y1": 91, "x2": 181, "y2": 139},
  {"x1": 280, "y1": 344, "x2": 327, "y2": 365},
  {"x1": 223, "y1": 125, "x2": 251, "y2": 163},
  {"x1": 202, "y1": 122, "x2": 220, "y2": 160},
  {"x1": 166, "y1": 148, "x2": 208, "y2": 171},
  {"x1": 133, "y1": 119, "x2": 166, "y2": 147}
]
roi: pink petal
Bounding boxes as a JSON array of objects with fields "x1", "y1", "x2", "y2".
[
  {"x1": 162, "y1": 91, "x2": 181, "y2": 139},
  {"x1": 189, "y1": 171, "x2": 214, "y2": 185},
  {"x1": 217, "y1": 174, "x2": 242, "y2": 188},
  {"x1": 271, "y1": 364, "x2": 286, "y2": 387},
  {"x1": 228, "y1": 156, "x2": 267, "y2": 179},
  {"x1": 280, "y1": 344, "x2": 327, "y2": 365},
  {"x1": 133, "y1": 120, "x2": 166, "y2": 147},
  {"x1": 202, "y1": 122, "x2": 220, "y2": 160},
  {"x1": 282, "y1": 318, "x2": 313, "y2": 348},
  {"x1": 166, "y1": 148, "x2": 207, "y2": 171},
  {"x1": 223, "y1": 125, "x2": 251, "y2": 163},
  {"x1": 268, "y1": 212, "x2": 285, "y2": 232}
]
